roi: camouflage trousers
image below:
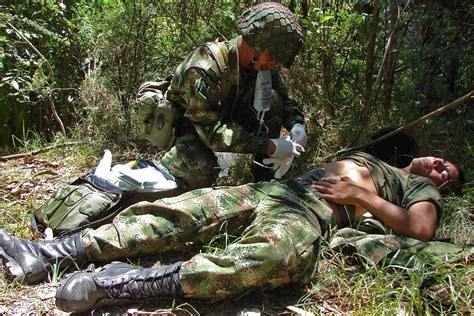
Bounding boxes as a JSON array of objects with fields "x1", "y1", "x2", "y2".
[
  {"x1": 160, "y1": 91, "x2": 284, "y2": 190},
  {"x1": 81, "y1": 180, "x2": 336, "y2": 300}
]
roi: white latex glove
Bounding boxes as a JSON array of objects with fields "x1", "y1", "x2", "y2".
[
  {"x1": 290, "y1": 123, "x2": 308, "y2": 149},
  {"x1": 270, "y1": 138, "x2": 304, "y2": 160},
  {"x1": 262, "y1": 156, "x2": 294, "y2": 179}
]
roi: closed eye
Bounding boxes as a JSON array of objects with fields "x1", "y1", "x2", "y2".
[{"x1": 445, "y1": 164, "x2": 453, "y2": 182}]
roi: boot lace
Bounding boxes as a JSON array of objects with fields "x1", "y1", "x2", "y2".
[{"x1": 103, "y1": 262, "x2": 182, "y2": 300}]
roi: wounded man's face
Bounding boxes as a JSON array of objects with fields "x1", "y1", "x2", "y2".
[{"x1": 411, "y1": 157, "x2": 460, "y2": 192}]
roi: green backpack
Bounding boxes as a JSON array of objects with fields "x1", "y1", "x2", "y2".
[
  {"x1": 136, "y1": 75, "x2": 177, "y2": 150},
  {"x1": 31, "y1": 161, "x2": 182, "y2": 237}
]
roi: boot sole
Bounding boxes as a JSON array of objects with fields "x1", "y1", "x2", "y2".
[{"x1": 0, "y1": 247, "x2": 25, "y2": 283}]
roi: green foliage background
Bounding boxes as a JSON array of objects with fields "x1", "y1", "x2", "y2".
[{"x1": 1, "y1": 0, "x2": 472, "y2": 170}]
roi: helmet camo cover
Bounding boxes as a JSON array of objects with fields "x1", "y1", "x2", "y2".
[{"x1": 238, "y1": 2, "x2": 303, "y2": 67}]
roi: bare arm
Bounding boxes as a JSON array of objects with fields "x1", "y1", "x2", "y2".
[{"x1": 312, "y1": 177, "x2": 438, "y2": 241}]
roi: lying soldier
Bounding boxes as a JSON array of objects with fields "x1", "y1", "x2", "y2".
[{"x1": 0, "y1": 151, "x2": 464, "y2": 313}]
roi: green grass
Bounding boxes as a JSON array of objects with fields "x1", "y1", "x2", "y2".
[
  {"x1": 297, "y1": 258, "x2": 473, "y2": 314},
  {"x1": 437, "y1": 192, "x2": 474, "y2": 244},
  {"x1": 201, "y1": 220, "x2": 243, "y2": 255}
]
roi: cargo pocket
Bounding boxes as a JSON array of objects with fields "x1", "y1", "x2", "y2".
[{"x1": 148, "y1": 100, "x2": 177, "y2": 149}]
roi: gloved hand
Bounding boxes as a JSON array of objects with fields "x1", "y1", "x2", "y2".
[
  {"x1": 270, "y1": 138, "x2": 304, "y2": 160},
  {"x1": 290, "y1": 123, "x2": 308, "y2": 149},
  {"x1": 262, "y1": 156, "x2": 294, "y2": 179}
]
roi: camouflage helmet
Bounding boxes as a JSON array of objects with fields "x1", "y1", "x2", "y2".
[{"x1": 238, "y1": 2, "x2": 303, "y2": 68}]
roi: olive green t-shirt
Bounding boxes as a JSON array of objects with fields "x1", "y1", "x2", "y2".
[{"x1": 339, "y1": 151, "x2": 443, "y2": 219}]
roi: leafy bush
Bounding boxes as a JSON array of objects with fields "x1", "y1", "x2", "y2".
[{"x1": 73, "y1": 69, "x2": 136, "y2": 147}]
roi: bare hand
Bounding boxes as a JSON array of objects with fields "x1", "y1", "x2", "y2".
[{"x1": 312, "y1": 176, "x2": 364, "y2": 205}]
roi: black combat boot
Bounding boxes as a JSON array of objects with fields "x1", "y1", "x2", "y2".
[
  {"x1": 55, "y1": 261, "x2": 182, "y2": 313},
  {"x1": 0, "y1": 229, "x2": 85, "y2": 284}
]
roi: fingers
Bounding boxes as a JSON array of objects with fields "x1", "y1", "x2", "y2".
[
  {"x1": 433, "y1": 159, "x2": 446, "y2": 173},
  {"x1": 313, "y1": 177, "x2": 339, "y2": 185},
  {"x1": 292, "y1": 143, "x2": 304, "y2": 156},
  {"x1": 311, "y1": 183, "x2": 329, "y2": 193},
  {"x1": 312, "y1": 181, "x2": 334, "y2": 191},
  {"x1": 311, "y1": 184, "x2": 333, "y2": 201}
]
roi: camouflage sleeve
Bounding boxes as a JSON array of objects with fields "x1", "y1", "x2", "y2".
[
  {"x1": 272, "y1": 68, "x2": 305, "y2": 131},
  {"x1": 181, "y1": 68, "x2": 270, "y2": 154}
]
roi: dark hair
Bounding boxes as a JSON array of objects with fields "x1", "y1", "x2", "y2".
[{"x1": 440, "y1": 163, "x2": 465, "y2": 196}]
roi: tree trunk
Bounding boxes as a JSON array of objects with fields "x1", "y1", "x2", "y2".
[
  {"x1": 301, "y1": 0, "x2": 308, "y2": 18},
  {"x1": 363, "y1": 1, "x2": 381, "y2": 115},
  {"x1": 382, "y1": 3, "x2": 399, "y2": 110},
  {"x1": 418, "y1": 0, "x2": 437, "y2": 109},
  {"x1": 318, "y1": 0, "x2": 332, "y2": 115}
]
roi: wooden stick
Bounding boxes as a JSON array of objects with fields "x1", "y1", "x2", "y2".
[
  {"x1": 48, "y1": 87, "x2": 79, "y2": 136},
  {"x1": 335, "y1": 90, "x2": 473, "y2": 157},
  {"x1": 0, "y1": 141, "x2": 83, "y2": 162}
]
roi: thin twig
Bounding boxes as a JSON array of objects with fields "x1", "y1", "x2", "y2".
[
  {"x1": 0, "y1": 141, "x2": 84, "y2": 162},
  {"x1": 48, "y1": 90, "x2": 65, "y2": 135},
  {"x1": 334, "y1": 90, "x2": 473, "y2": 157},
  {"x1": 1, "y1": 16, "x2": 55, "y2": 81},
  {"x1": 47, "y1": 87, "x2": 79, "y2": 136}
]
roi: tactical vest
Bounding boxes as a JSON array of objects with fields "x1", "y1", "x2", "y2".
[
  {"x1": 137, "y1": 41, "x2": 232, "y2": 149},
  {"x1": 205, "y1": 41, "x2": 234, "y2": 102}
]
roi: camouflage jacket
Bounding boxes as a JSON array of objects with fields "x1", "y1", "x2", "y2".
[{"x1": 166, "y1": 37, "x2": 305, "y2": 154}]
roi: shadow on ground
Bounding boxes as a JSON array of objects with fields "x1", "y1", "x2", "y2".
[{"x1": 85, "y1": 286, "x2": 306, "y2": 315}]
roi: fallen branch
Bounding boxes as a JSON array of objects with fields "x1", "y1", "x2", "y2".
[
  {"x1": 334, "y1": 90, "x2": 473, "y2": 157},
  {"x1": 0, "y1": 141, "x2": 83, "y2": 162}
]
